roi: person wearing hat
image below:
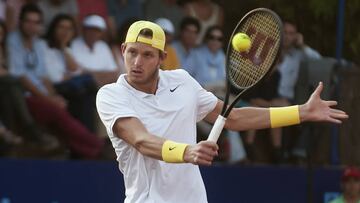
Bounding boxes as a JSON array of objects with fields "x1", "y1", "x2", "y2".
[
  {"x1": 155, "y1": 18, "x2": 180, "y2": 70},
  {"x1": 330, "y1": 167, "x2": 360, "y2": 203},
  {"x1": 71, "y1": 14, "x2": 119, "y2": 86},
  {"x1": 96, "y1": 20, "x2": 348, "y2": 203}
]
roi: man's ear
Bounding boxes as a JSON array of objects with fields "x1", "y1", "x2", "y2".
[
  {"x1": 160, "y1": 51, "x2": 167, "y2": 61},
  {"x1": 158, "y1": 51, "x2": 167, "y2": 68},
  {"x1": 121, "y1": 43, "x2": 126, "y2": 56}
]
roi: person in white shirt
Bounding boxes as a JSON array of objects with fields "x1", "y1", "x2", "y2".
[
  {"x1": 96, "y1": 20, "x2": 348, "y2": 203},
  {"x1": 278, "y1": 21, "x2": 321, "y2": 101},
  {"x1": 71, "y1": 14, "x2": 120, "y2": 86},
  {"x1": 44, "y1": 14, "x2": 98, "y2": 132}
]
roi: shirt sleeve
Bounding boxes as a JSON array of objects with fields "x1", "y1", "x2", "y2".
[
  {"x1": 182, "y1": 71, "x2": 218, "y2": 122},
  {"x1": 7, "y1": 33, "x2": 26, "y2": 76},
  {"x1": 36, "y1": 39, "x2": 48, "y2": 79},
  {"x1": 96, "y1": 85, "x2": 140, "y2": 134},
  {"x1": 302, "y1": 46, "x2": 321, "y2": 59}
]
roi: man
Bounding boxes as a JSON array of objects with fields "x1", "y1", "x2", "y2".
[
  {"x1": 7, "y1": 3, "x2": 104, "y2": 158},
  {"x1": 96, "y1": 20, "x2": 348, "y2": 203},
  {"x1": 278, "y1": 21, "x2": 321, "y2": 101},
  {"x1": 71, "y1": 14, "x2": 119, "y2": 86},
  {"x1": 172, "y1": 16, "x2": 200, "y2": 76},
  {"x1": 278, "y1": 21, "x2": 323, "y2": 160},
  {"x1": 330, "y1": 167, "x2": 360, "y2": 203}
]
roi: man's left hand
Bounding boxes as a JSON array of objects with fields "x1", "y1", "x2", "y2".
[{"x1": 300, "y1": 82, "x2": 348, "y2": 124}]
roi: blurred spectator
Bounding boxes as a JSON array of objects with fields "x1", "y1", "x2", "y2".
[
  {"x1": 44, "y1": 14, "x2": 98, "y2": 132},
  {"x1": 155, "y1": 17, "x2": 180, "y2": 70},
  {"x1": 278, "y1": 21, "x2": 321, "y2": 161},
  {"x1": 76, "y1": 0, "x2": 113, "y2": 41},
  {"x1": 193, "y1": 25, "x2": 246, "y2": 163},
  {"x1": 38, "y1": 0, "x2": 78, "y2": 29},
  {"x1": 71, "y1": 14, "x2": 119, "y2": 86},
  {"x1": 242, "y1": 66, "x2": 290, "y2": 163},
  {"x1": 192, "y1": 25, "x2": 225, "y2": 88},
  {"x1": 330, "y1": 167, "x2": 360, "y2": 203},
  {"x1": 143, "y1": 0, "x2": 184, "y2": 34},
  {"x1": 7, "y1": 4, "x2": 104, "y2": 159},
  {"x1": 183, "y1": 0, "x2": 224, "y2": 44},
  {"x1": 0, "y1": 19, "x2": 55, "y2": 149},
  {"x1": 0, "y1": 20, "x2": 23, "y2": 151},
  {"x1": 172, "y1": 16, "x2": 200, "y2": 75},
  {"x1": 278, "y1": 21, "x2": 321, "y2": 101},
  {"x1": 4, "y1": 0, "x2": 39, "y2": 32}
]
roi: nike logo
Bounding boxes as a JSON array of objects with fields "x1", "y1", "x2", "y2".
[
  {"x1": 169, "y1": 147, "x2": 176, "y2": 151},
  {"x1": 170, "y1": 85, "x2": 180, "y2": 92}
]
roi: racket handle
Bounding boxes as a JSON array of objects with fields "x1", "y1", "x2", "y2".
[{"x1": 207, "y1": 115, "x2": 227, "y2": 143}]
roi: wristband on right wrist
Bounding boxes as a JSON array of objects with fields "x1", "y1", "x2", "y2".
[{"x1": 161, "y1": 140, "x2": 188, "y2": 163}]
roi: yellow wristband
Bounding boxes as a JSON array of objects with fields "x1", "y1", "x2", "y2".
[
  {"x1": 161, "y1": 140, "x2": 188, "y2": 163},
  {"x1": 270, "y1": 105, "x2": 300, "y2": 128}
]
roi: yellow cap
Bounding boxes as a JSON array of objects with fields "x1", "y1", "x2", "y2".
[{"x1": 125, "y1": 20, "x2": 166, "y2": 51}]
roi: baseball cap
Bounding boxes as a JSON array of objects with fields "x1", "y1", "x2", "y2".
[
  {"x1": 341, "y1": 167, "x2": 360, "y2": 182},
  {"x1": 155, "y1": 18, "x2": 175, "y2": 35},
  {"x1": 83, "y1": 15, "x2": 106, "y2": 30},
  {"x1": 125, "y1": 20, "x2": 166, "y2": 51}
]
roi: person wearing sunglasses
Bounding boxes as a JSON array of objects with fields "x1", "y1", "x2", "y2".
[{"x1": 192, "y1": 25, "x2": 225, "y2": 89}]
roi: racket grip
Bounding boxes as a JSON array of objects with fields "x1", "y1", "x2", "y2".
[{"x1": 207, "y1": 115, "x2": 227, "y2": 143}]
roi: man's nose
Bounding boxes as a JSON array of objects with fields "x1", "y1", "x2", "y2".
[{"x1": 134, "y1": 55, "x2": 143, "y2": 66}]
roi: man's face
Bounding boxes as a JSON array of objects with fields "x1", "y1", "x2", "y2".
[
  {"x1": 83, "y1": 27, "x2": 103, "y2": 46},
  {"x1": 283, "y1": 22, "x2": 297, "y2": 49},
  {"x1": 206, "y1": 29, "x2": 223, "y2": 53},
  {"x1": 180, "y1": 24, "x2": 198, "y2": 49},
  {"x1": 55, "y1": 19, "x2": 75, "y2": 45},
  {"x1": 20, "y1": 12, "x2": 42, "y2": 38},
  {"x1": 343, "y1": 178, "x2": 360, "y2": 197},
  {"x1": 122, "y1": 42, "x2": 164, "y2": 85}
]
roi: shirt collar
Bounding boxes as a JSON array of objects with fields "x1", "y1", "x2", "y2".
[{"x1": 117, "y1": 70, "x2": 167, "y2": 98}]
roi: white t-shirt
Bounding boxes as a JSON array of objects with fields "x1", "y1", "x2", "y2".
[
  {"x1": 71, "y1": 37, "x2": 117, "y2": 72},
  {"x1": 96, "y1": 69, "x2": 218, "y2": 203},
  {"x1": 43, "y1": 45, "x2": 69, "y2": 83}
]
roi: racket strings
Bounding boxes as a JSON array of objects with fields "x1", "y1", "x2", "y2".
[
  {"x1": 232, "y1": 13, "x2": 278, "y2": 86},
  {"x1": 228, "y1": 11, "x2": 281, "y2": 89}
]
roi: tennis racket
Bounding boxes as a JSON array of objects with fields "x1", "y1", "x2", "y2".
[{"x1": 207, "y1": 8, "x2": 283, "y2": 142}]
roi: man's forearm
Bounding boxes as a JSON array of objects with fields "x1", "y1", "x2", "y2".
[
  {"x1": 112, "y1": 117, "x2": 217, "y2": 165},
  {"x1": 225, "y1": 107, "x2": 271, "y2": 131},
  {"x1": 113, "y1": 117, "x2": 166, "y2": 160},
  {"x1": 20, "y1": 76, "x2": 47, "y2": 97}
]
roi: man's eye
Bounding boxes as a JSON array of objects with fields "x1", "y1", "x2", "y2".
[
  {"x1": 144, "y1": 53, "x2": 153, "y2": 57},
  {"x1": 129, "y1": 50, "x2": 136, "y2": 55}
]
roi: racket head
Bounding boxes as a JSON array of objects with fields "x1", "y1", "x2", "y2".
[{"x1": 226, "y1": 8, "x2": 283, "y2": 90}]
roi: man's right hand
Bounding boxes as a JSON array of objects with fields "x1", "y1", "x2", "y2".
[
  {"x1": 47, "y1": 95, "x2": 68, "y2": 109},
  {"x1": 183, "y1": 141, "x2": 219, "y2": 166}
]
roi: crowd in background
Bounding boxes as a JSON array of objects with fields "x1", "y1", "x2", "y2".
[
  {"x1": 0, "y1": 0, "x2": 344, "y2": 165},
  {"x1": 0, "y1": 0, "x2": 228, "y2": 160}
]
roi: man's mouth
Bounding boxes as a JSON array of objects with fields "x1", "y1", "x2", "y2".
[{"x1": 131, "y1": 69, "x2": 143, "y2": 75}]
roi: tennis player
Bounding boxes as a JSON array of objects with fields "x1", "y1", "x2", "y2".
[{"x1": 96, "y1": 20, "x2": 348, "y2": 203}]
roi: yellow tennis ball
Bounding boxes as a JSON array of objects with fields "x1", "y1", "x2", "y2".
[{"x1": 232, "y1": 33, "x2": 251, "y2": 52}]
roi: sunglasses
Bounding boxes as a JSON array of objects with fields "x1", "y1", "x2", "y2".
[{"x1": 208, "y1": 35, "x2": 223, "y2": 42}]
